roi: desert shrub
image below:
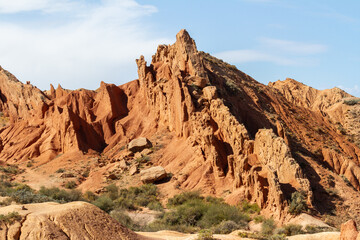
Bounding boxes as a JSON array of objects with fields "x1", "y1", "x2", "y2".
[
  {"x1": 281, "y1": 224, "x2": 303, "y2": 236},
  {"x1": 288, "y1": 191, "x2": 307, "y2": 215},
  {"x1": 240, "y1": 200, "x2": 261, "y2": 214},
  {"x1": 0, "y1": 165, "x2": 19, "y2": 175},
  {"x1": 254, "y1": 215, "x2": 265, "y2": 223},
  {"x1": 10, "y1": 188, "x2": 52, "y2": 204},
  {"x1": 83, "y1": 191, "x2": 97, "y2": 202},
  {"x1": 92, "y1": 196, "x2": 114, "y2": 213},
  {"x1": 110, "y1": 209, "x2": 139, "y2": 230},
  {"x1": 239, "y1": 231, "x2": 286, "y2": 240},
  {"x1": 101, "y1": 183, "x2": 162, "y2": 211},
  {"x1": 196, "y1": 229, "x2": 214, "y2": 240},
  {"x1": 268, "y1": 234, "x2": 287, "y2": 240},
  {"x1": 55, "y1": 168, "x2": 65, "y2": 173},
  {"x1": 147, "y1": 201, "x2": 163, "y2": 211},
  {"x1": 0, "y1": 197, "x2": 12, "y2": 206},
  {"x1": 82, "y1": 168, "x2": 90, "y2": 178},
  {"x1": 198, "y1": 202, "x2": 250, "y2": 229},
  {"x1": 105, "y1": 184, "x2": 119, "y2": 200},
  {"x1": 261, "y1": 219, "x2": 276, "y2": 236},
  {"x1": 344, "y1": 99, "x2": 360, "y2": 106},
  {"x1": 167, "y1": 191, "x2": 203, "y2": 207},
  {"x1": 38, "y1": 187, "x2": 82, "y2": 203},
  {"x1": 305, "y1": 224, "x2": 333, "y2": 234},
  {"x1": 212, "y1": 220, "x2": 240, "y2": 234},
  {"x1": 64, "y1": 181, "x2": 77, "y2": 189},
  {"x1": 0, "y1": 212, "x2": 21, "y2": 224},
  {"x1": 150, "y1": 193, "x2": 250, "y2": 233}
]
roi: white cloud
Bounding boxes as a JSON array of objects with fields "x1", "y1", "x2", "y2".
[
  {"x1": 0, "y1": 0, "x2": 77, "y2": 13},
  {"x1": 260, "y1": 38, "x2": 327, "y2": 55},
  {"x1": 0, "y1": 0, "x2": 171, "y2": 90},
  {"x1": 215, "y1": 50, "x2": 297, "y2": 66},
  {"x1": 215, "y1": 37, "x2": 327, "y2": 67}
]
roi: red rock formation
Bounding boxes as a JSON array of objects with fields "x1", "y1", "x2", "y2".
[{"x1": 0, "y1": 30, "x2": 359, "y2": 222}]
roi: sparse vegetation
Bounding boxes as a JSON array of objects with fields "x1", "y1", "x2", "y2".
[
  {"x1": 343, "y1": 99, "x2": 360, "y2": 106},
  {"x1": 64, "y1": 181, "x2": 77, "y2": 189},
  {"x1": 278, "y1": 224, "x2": 303, "y2": 236},
  {"x1": 0, "y1": 165, "x2": 21, "y2": 175},
  {"x1": 0, "y1": 211, "x2": 21, "y2": 224},
  {"x1": 261, "y1": 218, "x2": 276, "y2": 236},
  {"x1": 196, "y1": 229, "x2": 214, "y2": 240},
  {"x1": 240, "y1": 200, "x2": 261, "y2": 214},
  {"x1": 56, "y1": 168, "x2": 66, "y2": 173},
  {"x1": 147, "y1": 192, "x2": 250, "y2": 233},
  {"x1": 288, "y1": 191, "x2": 307, "y2": 215}
]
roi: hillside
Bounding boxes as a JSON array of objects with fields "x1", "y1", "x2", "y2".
[{"x1": 0, "y1": 29, "x2": 359, "y2": 228}]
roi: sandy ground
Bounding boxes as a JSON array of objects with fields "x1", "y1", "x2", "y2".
[{"x1": 137, "y1": 230, "x2": 341, "y2": 240}]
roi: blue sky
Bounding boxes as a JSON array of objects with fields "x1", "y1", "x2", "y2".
[{"x1": 0, "y1": 0, "x2": 359, "y2": 96}]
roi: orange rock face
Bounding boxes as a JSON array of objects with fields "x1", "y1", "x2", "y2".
[{"x1": 0, "y1": 30, "x2": 359, "y2": 222}]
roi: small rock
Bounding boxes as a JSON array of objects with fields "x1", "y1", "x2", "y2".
[
  {"x1": 129, "y1": 165, "x2": 138, "y2": 176},
  {"x1": 140, "y1": 166, "x2": 167, "y2": 183},
  {"x1": 128, "y1": 137, "x2": 152, "y2": 153},
  {"x1": 141, "y1": 148, "x2": 153, "y2": 156},
  {"x1": 203, "y1": 86, "x2": 217, "y2": 100},
  {"x1": 134, "y1": 152, "x2": 142, "y2": 159},
  {"x1": 119, "y1": 160, "x2": 127, "y2": 169}
]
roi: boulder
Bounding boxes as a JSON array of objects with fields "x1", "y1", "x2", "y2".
[
  {"x1": 203, "y1": 86, "x2": 217, "y2": 100},
  {"x1": 340, "y1": 220, "x2": 358, "y2": 240},
  {"x1": 129, "y1": 165, "x2": 138, "y2": 176},
  {"x1": 140, "y1": 166, "x2": 167, "y2": 183},
  {"x1": 128, "y1": 137, "x2": 152, "y2": 153}
]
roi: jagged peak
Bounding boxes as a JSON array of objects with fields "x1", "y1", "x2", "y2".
[{"x1": 175, "y1": 29, "x2": 197, "y2": 50}]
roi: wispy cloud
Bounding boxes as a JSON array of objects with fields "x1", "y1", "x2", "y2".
[
  {"x1": 260, "y1": 38, "x2": 327, "y2": 55},
  {"x1": 215, "y1": 37, "x2": 327, "y2": 66},
  {"x1": 0, "y1": 0, "x2": 77, "y2": 13},
  {"x1": 0, "y1": 0, "x2": 170, "y2": 90},
  {"x1": 215, "y1": 50, "x2": 297, "y2": 66}
]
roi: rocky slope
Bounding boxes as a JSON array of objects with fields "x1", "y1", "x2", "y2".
[
  {"x1": 0, "y1": 30, "x2": 359, "y2": 224},
  {"x1": 0, "y1": 202, "x2": 141, "y2": 239}
]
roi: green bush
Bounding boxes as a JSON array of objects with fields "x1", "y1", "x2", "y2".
[
  {"x1": 281, "y1": 224, "x2": 303, "y2": 236},
  {"x1": 0, "y1": 165, "x2": 19, "y2": 175},
  {"x1": 83, "y1": 191, "x2": 97, "y2": 202},
  {"x1": 167, "y1": 191, "x2": 203, "y2": 207},
  {"x1": 305, "y1": 224, "x2": 333, "y2": 234},
  {"x1": 254, "y1": 215, "x2": 265, "y2": 223},
  {"x1": 198, "y1": 203, "x2": 250, "y2": 229},
  {"x1": 196, "y1": 229, "x2": 214, "y2": 240},
  {"x1": 64, "y1": 181, "x2": 77, "y2": 189},
  {"x1": 92, "y1": 196, "x2": 114, "y2": 213},
  {"x1": 240, "y1": 200, "x2": 261, "y2": 214},
  {"x1": 150, "y1": 193, "x2": 250, "y2": 233},
  {"x1": 261, "y1": 219, "x2": 276, "y2": 236},
  {"x1": 38, "y1": 187, "x2": 83, "y2": 202},
  {"x1": 288, "y1": 191, "x2": 307, "y2": 215},
  {"x1": 212, "y1": 220, "x2": 240, "y2": 234}
]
